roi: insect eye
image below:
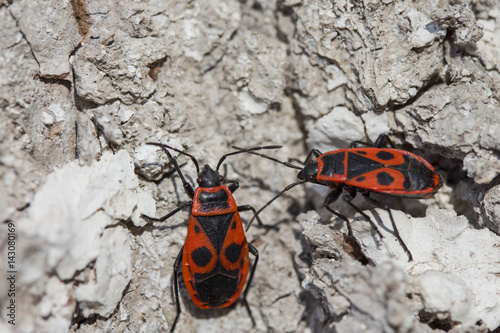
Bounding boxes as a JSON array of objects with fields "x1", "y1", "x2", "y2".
[
  {"x1": 197, "y1": 177, "x2": 203, "y2": 184},
  {"x1": 307, "y1": 175, "x2": 314, "y2": 182},
  {"x1": 308, "y1": 160, "x2": 313, "y2": 164},
  {"x1": 219, "y1": 175, "x2": 224, "y2": 182}
]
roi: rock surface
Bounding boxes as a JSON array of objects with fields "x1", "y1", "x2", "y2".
[{"x1": 1, "y1": 1, "x2": 499, "y2": 333}]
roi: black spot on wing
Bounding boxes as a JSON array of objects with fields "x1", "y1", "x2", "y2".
[
  {"x1": 377, "y1": 154, "x2": 437, "y2": 194},
  {"x1": 347, "y1": 152, "x2": 438, "y2": 195},
  {"x1": 192, "y1": 246, "x2": 212, "y2": 267},
  {"x1": 224, "y1": 243, "x2": 242, "y2": 264},
  {"x1": 355, "y1": 176, "x2": 365, "y2": 182},
  {"x1": 376, "y1": 151, "x2": 395, "y2": 160},
  {"x1": 355, "y1": 150, "x2": 367, "y2": 155},
  {"x1": 377, "y1": 172, "x2": 395, "y2": 186}
]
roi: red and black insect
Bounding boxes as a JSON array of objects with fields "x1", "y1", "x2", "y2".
[
  {"x1": 141, "y1": 143, "x2": 280, "y2": 332},
  {"x1": 246, "y1": 134, "x2": 442, "y2": 261}
]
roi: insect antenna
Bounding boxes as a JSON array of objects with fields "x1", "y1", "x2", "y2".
[
  {"x1": 216, "y1": 145, "x2": 300, "y2": 172},
  {"x1": 146, "y1": 142, "x2": 200, "y2": 174},
  {"x1": 245, "y1": 180, "x2": 305, "y2": 231},
  {"x1": 146, "y1": 142, "x2": 201, "y2": 198},
  {"x1": 230, "y1": 146, "x2": 302, "y2": 171}
]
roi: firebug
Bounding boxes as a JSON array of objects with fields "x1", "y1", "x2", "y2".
[
  {"x1": 141, "y1": 142, "x2": 281, "y2": 332},
  {"x1": 245, "y1": 134, "x2": 442, "y2": 261}
]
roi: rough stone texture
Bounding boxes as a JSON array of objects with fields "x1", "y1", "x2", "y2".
[
  {"x1": 353, "y1": 208, "x2": 500, "y2": 330},
  {"x1": 289, "y1": 0, "x2": 449, "y2": 130},
  {"x1": 7, "y1": 151, "x2": 136, "y2": 332},
  {"x1": 431, "y1": 4, "x2": 484, "y2": 48},
  {"x1": 1, "y1": 0, "x2": 500, "y2": 333},
  {"x1": 298, "y1": 208, "x2": 500, "y2": 332},
  {"x1": 397, "y1": 79, "x2": 500, "y2": 184},
  {"x1": 9, "y1": 0, "x2": 81, "y2": 79},
  {"x1": 481, "y1": 184, "x2": 500, "y2": 234}
]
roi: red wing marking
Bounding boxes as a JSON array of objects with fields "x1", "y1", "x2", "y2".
[
  {"x1": 220, "y1": 212, "x2": 249, "y2": 272},
  {"x1": 183, "y1": 216, "x2": 218, "y2": 275}
]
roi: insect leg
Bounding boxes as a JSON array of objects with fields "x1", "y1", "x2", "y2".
[
  {"x1": 141, "y1": 201, "x2": 192, "y2": 223},
  {"x1": 350, "y1": 140, "x2": 372, "y2": 148},
  {"x1": 323, "y1": 187, "x2": 354, "y2": 236},
  {"x1": 243, "y1": 243, "x2": 259, "y2": 327},
  {"x1": 341, "y1": 193, "x2": 384, "y2": 239},
  {"x1": 362, "y1": 193, "x2": 413, "y2": 261},
  {"x1": 373, "y1": 134, "x2": 396, "y2": 148},
  {"x1": 350, "y1": 134, "x2": 396, "y2": 148},
  {"x1": 227, "y1": 181, "x2": 239, "y2": 193},
  {"x1": 170, "y1": 247, "x2": 184, "y2": 333}
]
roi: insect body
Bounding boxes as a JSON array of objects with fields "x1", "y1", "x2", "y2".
[
  {"x1": 182, "y1": 170, "x2": 252, "y2": 310},
  {"x1": 142, "y1": 143, "x2": 279, "y2": 332},
  {"x1": 248, "y1": 135, "x2": 442, "y2": 261},
  {"x1": 299, "y1": 147, "x2": 441, "y2": 198}
]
